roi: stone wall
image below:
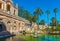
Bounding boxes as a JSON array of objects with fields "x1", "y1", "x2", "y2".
[{"x1": 0, "y1": 0, "x2": 18, "y2": 16}]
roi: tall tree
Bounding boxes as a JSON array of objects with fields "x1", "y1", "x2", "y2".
[
  {"x1": 51, "y1": 17, "x2": 59, "y2": 31},
  {"x1": 39, "y1": 20, "x2": 45, "y2": 25},
  {"x1": 53, "y1": 8, "x2": 58, "y2": 28},
  {"x1": 34, "y1": 7, "x2": 43, "y2": 26},
  {"x1": 46, "y1": 10, "x2": 50, "y2": 28},
  {"x1": 51, "y1": 17, "x2": 59, "y2": 27},
  {"x1": 32, "y1": 15, "x2": 37, "y2": 23},
  {"x1": 39, "y1": 20, "x2": 45, "y2": 29},
  {"x1": 30, "y1": 15, "x2": 37, "y2": 28},
  {"x1": 24, "y1": 10, "x2": 31, "y2": 20},
  {"x1": 51, "y1": 17, "x2": 56, "y2": 27}
]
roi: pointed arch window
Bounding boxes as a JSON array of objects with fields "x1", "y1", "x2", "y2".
[
  {"x1": 0, "y1": 3, "x2": 2, "y2": 9},
  {"x1": 6, "y1": 4, "x2": 10, "y2": 11}
]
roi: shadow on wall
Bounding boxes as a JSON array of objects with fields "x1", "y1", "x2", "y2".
[{"x1": 0, "y1": 21, "x2": 6, "y2": 32}]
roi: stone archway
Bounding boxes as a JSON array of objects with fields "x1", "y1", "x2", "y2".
[{"x1": 0, "y1": 22, "x2": 6, "y2": 32}]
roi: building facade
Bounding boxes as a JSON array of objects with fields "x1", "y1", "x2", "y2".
[{"x1": 0, "y1": 0, "x2": 30, "y2": 34}]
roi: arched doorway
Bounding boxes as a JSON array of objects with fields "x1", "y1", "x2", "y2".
[{"x1": 0, "y1": 22, "x2": 6, "y2": 32}]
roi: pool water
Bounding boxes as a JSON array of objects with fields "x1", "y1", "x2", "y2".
[
  {"x1": 0, "y1": 35, "x2": 60, "y2": 41},
  {"x1": 0, "y1": 36, "x2": 25, "y2": 41},
  {"x1": 38, "y1": 35, "x2": 60, "y2": 41}
]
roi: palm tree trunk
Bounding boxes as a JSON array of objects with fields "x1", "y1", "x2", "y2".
[
  {"x1": 47, "y1": 14, "x2": 49, "y2": 30},
  {"x1": 47, "y1": 14, "x2": 50, "y2": 40},
  {"x1": 37, "y1": 15, "x2": 40, "y2": 30},
  {"x1": 55, "y1": 13, "x2": 57, "y2": 29},
  {"x1": 38, "y1": 18, "x2": 39, "y2": 30}
]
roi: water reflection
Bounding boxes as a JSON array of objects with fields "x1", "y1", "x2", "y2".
[
  {"x1": 38, "y1": 35, "x2": 60, "y2": 41},
  {"x1": 0, "y1": 36, "x2": 26, "y2": 41},
  {"x1": 0, "y1": 35, "x2": 60, "y2": 41}
]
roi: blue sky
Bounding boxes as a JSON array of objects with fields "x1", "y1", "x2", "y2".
[{"x1": 13, "y1": 0, "x2": 60, "y2": 23}]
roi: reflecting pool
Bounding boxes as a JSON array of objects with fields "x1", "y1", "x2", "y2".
[
  {"x1": 0, "y1": 36, "x2": 26, "y2": 41},
  {"x1": 0, "y1": 34, "x2": 60, "y2": 41},
  {"x1": 38, "y1": 35, "x2": 60, "y2": 41}
]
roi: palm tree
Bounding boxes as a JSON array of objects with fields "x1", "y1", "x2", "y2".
[
  {"x1": 46, "y1": 10, "x2": 50, "y2": 29},
  {"x1": 34, "y1": 7, "x2": 43, "y2": 28},
  {"x1": 46, "y1": 10, "x2": 50, "y2": 39},
  {"x1": 53, "y1": 8, "x2": 58, "y2": 28},
  {"x1": 51, "y1": 17, "x2": 56, "y2": 26},
  {"x1": 31, "y1": 15, "x2": 37, "y2": 32},
  {"x1": 39, "y1": 20, "x2": 45, "y2": 25},
  {"x1": 51, "y1": 17, "x2": 59, "y2": 30},
  {"x1": 24, "y1": 10, "x2": 31, "y2": 20},
  {"x1": 32, "y1": 15, "x2": 37, "y2": 23}
]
